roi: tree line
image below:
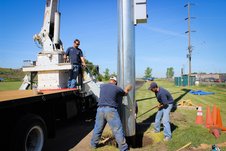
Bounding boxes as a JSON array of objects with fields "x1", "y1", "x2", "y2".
[
  {"x1": 143, "y1": 67, "x2": 174, "y2": 79},
  {"x1": 86, "y1": 60, "x2": 175, "y2": 81}
]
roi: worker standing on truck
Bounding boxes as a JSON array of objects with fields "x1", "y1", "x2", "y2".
[
  {"x1": 148, "y1": 82, "x2": 174, "y2": 141},
  {"x1": 90, "y1": 76, "x2": 132, "y2": 151},
  {"x1": 64, "y1": 39, "x2": 86, "y2": 88}
]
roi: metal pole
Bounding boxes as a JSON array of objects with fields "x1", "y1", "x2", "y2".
[
  {"x1": 117, "y1": 0, "x2": 136, "y2": 137},
  {"x1": 185, "y1": 2, "x2": 193, "y2": 87},
  {"x1": 188, "y1": 3, "x2": 191, "y2": 87},
  {"x1": 185, "y1": 2, "x2": 196, "y2": 86}
]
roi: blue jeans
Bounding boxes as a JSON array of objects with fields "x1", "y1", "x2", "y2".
[
  {"x1": 155, "y1": 104, "x2": 173, "y2": 138},
  {"x1": 90, "y1": 106, "x2": 128, "y2": 151},
  {"x1": 68, "y1": 64, "x2": 80, "y2": 88}
]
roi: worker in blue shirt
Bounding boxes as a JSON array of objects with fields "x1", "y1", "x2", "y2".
[
  {"x1": 148, "y1": 82, "x2": 174, "y2": 141},
  {"x1": 90, "y1": 76, "x2": 132, "y2": 151},
  {"x1": 64, "y1": 39, "x2": 86, "y2": 88}
]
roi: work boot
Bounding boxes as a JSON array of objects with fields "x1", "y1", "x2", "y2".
[
  {"x1": 163, "y1": 137, "x2": 171, "y2": 141},
  {"x1": 151, "y1": 129, "x2": 160, "y2": 133}
]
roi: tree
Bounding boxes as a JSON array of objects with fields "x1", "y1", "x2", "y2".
[
  {"x1": 166, "y1": 67, "x2": 174, "y2": 78},
  {"x1": 85, "y1": 59, "x2": 103, "y2": 81},
  {"x1": 97, "y1": 74, "x2": 103, "y2": 82},
  {"x1": 111, "y1": 72, "x2": 117, "y2": 77},
  {"x1": 103, "y1": 68, "x2": 110, "y2": 81},
  {"x1": 85, "y1": 60, "x2": 99, "y2": 76},
  {"x1": 144, "y1": 67, "x2": 152, "y2": 79}
]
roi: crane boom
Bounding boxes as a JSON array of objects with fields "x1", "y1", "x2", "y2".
[
  {"x1": 34, "y1": 0, "x2": 63, "y2": 53},
  {"x1": 23, "y1": 0, "x2": 71, "y2": 90}
]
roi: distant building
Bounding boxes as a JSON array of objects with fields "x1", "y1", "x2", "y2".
[{"x1": 192, "y1": 73, "x2": 226, "y2": 83}]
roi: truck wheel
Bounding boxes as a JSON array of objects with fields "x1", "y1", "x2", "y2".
[{"x1": 11, "y1": 114, "x2": 47, "y2": 151}]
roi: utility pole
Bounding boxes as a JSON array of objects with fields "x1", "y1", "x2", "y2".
[
  {"x1": 184, "y1": 2, "x2": 195, "y2": 86},
  {"x1": 118, "y1": 0, "x2": 147, "y2": 141}
]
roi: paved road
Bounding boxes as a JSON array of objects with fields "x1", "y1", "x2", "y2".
[
  {"x1": 43, "y1": 80, "x2": 145, "y2": 151},
  {"x1": 135, "y1": 80, "x2": 145, "y2": 90},
  {"x1": 43, "y1": 110, "x2": 96, "y2": 151}
]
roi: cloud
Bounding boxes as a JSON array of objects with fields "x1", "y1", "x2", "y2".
[
  {"x1": 137, "y1": 55, "x2": 184, "y2": 65},
  {"x1": 143, "y1": 26, "x2": 186, "y2": 38}
]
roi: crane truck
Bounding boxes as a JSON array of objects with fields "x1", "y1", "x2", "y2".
[
  {"x1": 0, "y1": 0, "x2": 100, "y2": 151},
  {"x1": 0, "y1": 0, "x2": 147, "y2": 150}
]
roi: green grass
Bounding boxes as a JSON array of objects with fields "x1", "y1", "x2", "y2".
[
  {"x1": 0, "y1": 67, "x2": 25, "y2": 81},
  {"x1": 136, "y1": 80, "x2": 226, "y2": 151},
  {"x1": 2, "y1": 79, "x2": 224, "y2": 150},
  {"x1": 2, "y1": 79, "x2": 225, "y2": 150},
  {"x1": 96, "y1": 79, "x2": 226, "y2": 151},
  {"x1": 0, "y1": 81, "x2": 22, "y2": 90}
]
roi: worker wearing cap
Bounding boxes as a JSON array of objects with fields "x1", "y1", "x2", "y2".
[
  {"x1": 90, "y1": 76, "x2": 132, "y2": 151},
  {"x1": 64, "y1": 39, "x2": 86, "y2": 88},
  {"x1": 148, "y1": 82, "x2": 174, "y2": 141}
]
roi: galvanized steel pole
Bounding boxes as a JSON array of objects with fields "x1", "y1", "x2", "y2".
[{"x1": 117, "y1": 0, "x2": 136, "y2": 137}]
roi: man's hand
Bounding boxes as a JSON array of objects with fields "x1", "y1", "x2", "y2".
[
  {"x1": 158, "y1": 103, "x2": 164, "y2": 109},
  {"x1": 124, "y1": 84, "x2": 132, "y2": 94},
  {"x1": 63, "y1": 55, "x2": 70, "y2": 63},
  {"x1": 63, "y1": 54, "x2": 67, "y2": 63},
  {"x1": 81, "y1": 57, "x2": 86, "y2": 68},
  {"x1": 82, "y1": 63, "x2": 86, "y2": 68},
  {"x1": 125, "y1": 84, "x2": 132, "y2": 91}
]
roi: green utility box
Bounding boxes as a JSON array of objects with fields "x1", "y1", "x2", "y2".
[
  {"x1": 174, "y1": 75, "x2": 196, "y2": 86},
  {"x1": 174, "y1": 77, "x2": 182, "y2": 86},
  {"x1": 182, "y1": 75, "x2": 196, "y2": 86}
]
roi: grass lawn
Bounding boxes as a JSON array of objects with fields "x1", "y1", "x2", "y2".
[
  {"x1": 0, "y1": 81, "x2": 22, "y2": 90},
  {"x1": 96, "y1": 79, "x2": 226, "y2": 151},
  {"x1": 1, "y1": 80, "x2": 225, "y2": 150}
]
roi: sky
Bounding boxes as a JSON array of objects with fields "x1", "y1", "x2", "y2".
[{"x1": 0, "y1": 0, "x2": 226, "y2": 78}]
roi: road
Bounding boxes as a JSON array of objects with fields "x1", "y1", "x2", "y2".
[
  {"x1": 43, "y1": 80, "x2": 145, "y2": 151},
  {"x1": 43, "y1": 109, "x2": 96, "y2": 151}
]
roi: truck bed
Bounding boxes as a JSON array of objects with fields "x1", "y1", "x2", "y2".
[{"x1": 0, "y1": 89, "x2": 77, "y2": 102}]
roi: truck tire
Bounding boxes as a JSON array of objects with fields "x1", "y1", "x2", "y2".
[{"x1": 11, "y1": 114, "x2": 47, "y2": 151}]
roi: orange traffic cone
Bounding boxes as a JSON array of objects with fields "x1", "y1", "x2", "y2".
[
  {"x1": 216, "y1": 107, "x2": 223, "y2": 127},
  {"x1": 216, "y1": 107, "x2": 226, "y2": 131},
  {"x1": 222, "y1": 127, "x2": 226, "y2": 131},
  {"x1": 196, "y1": 105, "x2": 203, "y2": 124},
  {"x1": 206, "y1": 106, "x2": 213, "y2": 128},
  {"x1": 212, "y1": 105, "x2": 217, "y2": 126}
]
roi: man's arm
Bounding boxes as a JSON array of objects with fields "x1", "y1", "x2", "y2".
[
  {"x1": 124, "y1": 84, "x2": 132, "y2": 95},
  {"x1": 157, "y1": 94, "x2": 169, "y2": 109},
  {"x1": 64, "y1": 48, "x2": 70, "y2": 63},
  {"x1": 63, "y1": 54, "x2": 68, "y2": 63},
  {"x1": 160, "y1": 95, "x2": 168, "y2": 105},
  {"x1": 80, "y1": 57, "x2": 86, "y2": 67}
]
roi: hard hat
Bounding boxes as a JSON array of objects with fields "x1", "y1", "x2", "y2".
[{"x1": 110, "y1": 76, "x2": 117, "y2": 82}]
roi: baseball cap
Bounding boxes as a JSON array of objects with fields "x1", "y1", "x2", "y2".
[
  {"x1": 110, "y1": 76, "x2": 117, "y2": 82},
  {"x1": 148, "y1": 82, "x2": 158, "y2": 90}
]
